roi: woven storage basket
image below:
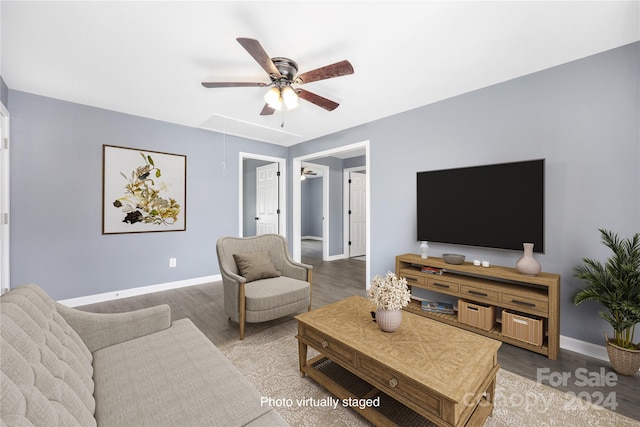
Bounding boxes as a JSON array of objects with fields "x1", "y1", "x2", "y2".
[
  {"x1": 457, "y1": 300, "x2": 496, "y2": 331},
  {"x1": 501, "y1": 310, "x2": 544, "y2": 346},
  {"x1": 605, "y1": 336, "x2": 640, "y2": 376}
]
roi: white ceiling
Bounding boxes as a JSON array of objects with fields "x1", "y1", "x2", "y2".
[{"x1": 2, "y1": 1, "x2": 638, "y2": 147}]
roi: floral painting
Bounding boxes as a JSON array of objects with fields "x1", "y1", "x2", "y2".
[{"x1": 103, "y1": 145, "x2": 186, "y2": 234}]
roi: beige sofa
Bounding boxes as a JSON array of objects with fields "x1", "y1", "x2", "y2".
[{"x1": 0, "y1": 284, "x2": 288, "y2": 426}]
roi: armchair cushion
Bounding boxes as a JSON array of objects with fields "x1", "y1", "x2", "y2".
[
  {"x1": 244, "y1": 276, "x2": 310, "y2": 312},
  {"x1": 233, "y1": 251, "x2": 281, "y2": 282}
]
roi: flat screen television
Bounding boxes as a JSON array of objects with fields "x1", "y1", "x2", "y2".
[{"x1": 417, "y1": 159, "x2": 544, "y2": 253}]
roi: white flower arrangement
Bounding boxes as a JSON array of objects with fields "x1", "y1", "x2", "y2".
[{"x1": 367, "y1": 271, "x2": 411, "y2": 311}]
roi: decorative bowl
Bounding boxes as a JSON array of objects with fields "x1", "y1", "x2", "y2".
[{"x1": 442, "y1": 253, "x2": 465, "y2": 265}]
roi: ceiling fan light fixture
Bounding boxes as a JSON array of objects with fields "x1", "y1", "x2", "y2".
[
  {"x1": 264, "y1": 87, "x2": 282, "y2": 110},
  {"x1": 203, "y1": 38, "x2": 353, "y2": 116},
  {"x1": 281, "y1": 86, "x2": 298, "y2": 110}
]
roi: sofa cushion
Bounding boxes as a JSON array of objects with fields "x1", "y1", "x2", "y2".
[
  {"x1": 92, "y1": 318, "x2": 282, "y2": 427},
  {"x1": 0, "y1": 285, "x2": 96, "y2": 427},
  {"x1": 233, "y1": 251, "x2": 281, "y2": 282},
  {"x1": 244, "y1": 276, "x2": 309, "y2": 311}
]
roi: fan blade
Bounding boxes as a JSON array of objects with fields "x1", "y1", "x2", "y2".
[
  {"x1": 201, "y1": 82, "x2": 268, "y2": 88},
  {"x1": 260, "y1": 104, "x2": 276, "y2": 116},
  {"x1": 296, "y1": 89, "x2": 340, "y2": 111},
  {"x1": 236, "y1": 37, "x2": 282, "y2": 79},
  {"x1": 295, "y1": 60, "x2": 354, "y2": 84}
]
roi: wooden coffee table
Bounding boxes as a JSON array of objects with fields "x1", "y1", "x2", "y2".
[{"x1": 296, "y1": 296, "x2": 502, "y2": 427}]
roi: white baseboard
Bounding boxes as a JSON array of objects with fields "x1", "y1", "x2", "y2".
[
  {"x1": 58, "y1": 275, "x2": 221, "y2": 307},
  {"x1": 56, "y1": 276, "x2": 618, "y2": 366},
  {"x1": 560, "y1": 334, "x2": 609, "y2": 362},
  {"x1": 326, "y1": 254, "x2": 345, "y2": 261},
  {"x1": 302, "y1": 236, "x2": 323, "y2": 241}
]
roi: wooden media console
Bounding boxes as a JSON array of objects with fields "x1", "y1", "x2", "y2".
[{"x1": 396, "y1": 253, "x2": 560, "y2": 360}]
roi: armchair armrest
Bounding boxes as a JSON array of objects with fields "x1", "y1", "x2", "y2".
[
  {"x1": 220, "y1": 269, "x2": 247, "y2": 285},
  {"x1": 56, "y1": 303, "x2": 171, "y2": 353},
  {"x1": 289, "y1": 259, "x2": 313, "y2": 271},
  {"x1": 281, "y1": 257, "x2": 313, "y2": 282}
]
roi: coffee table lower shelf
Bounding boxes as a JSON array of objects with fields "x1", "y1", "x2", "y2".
[{"x1": 302, "y1": 355, "x2": 492, "y2": 427}]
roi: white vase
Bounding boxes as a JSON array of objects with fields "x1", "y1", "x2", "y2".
[
  {"x1": 420, "y1": 241, "x2": 429, "y2": 259},
  {"x1": 515, "y1": 243, "x2": 542, "y2": 276},
  {"x1": 376, "y1": 308, "x2": 402, "y2": 332}
]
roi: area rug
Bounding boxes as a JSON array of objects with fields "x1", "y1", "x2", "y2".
[{"x1": 219, "y1": 321, "x2": 638, "y2": 426}]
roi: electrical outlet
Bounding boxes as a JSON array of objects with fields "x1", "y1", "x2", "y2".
[{"x1": 169, "y1": 258, "x2": 177, "y2": 268}]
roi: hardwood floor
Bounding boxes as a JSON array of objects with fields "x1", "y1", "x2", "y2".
[{"x1": 78, "y1": 240, "x2": 639, "y2": 421}]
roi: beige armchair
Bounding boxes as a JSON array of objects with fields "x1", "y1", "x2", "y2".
[{"x1": 216, "y1": 234, "x2": 312, "y2": 339}]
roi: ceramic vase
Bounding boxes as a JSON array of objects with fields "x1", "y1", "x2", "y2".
[
  {"x1": 420, "y1": 241, "x2": 429, "y2": 259},
  {"x1": 376, "y1": 308, "x2": 402, "y2": 332},
  {"x1": 515, "y1": 243, "x2": 541, "y2": 276}
]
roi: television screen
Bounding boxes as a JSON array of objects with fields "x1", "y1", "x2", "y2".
[{"x1": 417, "y1": 159, "x2": 544, "y2": 253}]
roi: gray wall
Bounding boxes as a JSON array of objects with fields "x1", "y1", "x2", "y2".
[
  {"x1": 288, "y1": 42, "x2": 640, "y2": 346},
  {"x1": 8, "y1": 90, "x2": 287, "y2": 300},
  {"x1": 1, "y1": 76, "x2": 7, "y2": 107},
  {"x1": 305, "y1": 156, "x2": 351, "y2": 256},
  {"x1": 344, "y1": 155, "x2": 366, "y2": 170},
  {"x1": 301, "y1": 177, "x2": 323, "y2": 237}
]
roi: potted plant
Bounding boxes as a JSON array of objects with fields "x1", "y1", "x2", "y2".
[
  {"x1": 368, "y1": 271, "x2": 411, "y2": 332},
  {"x1": 573, "y1": 229, "x2": 640, "y2": 375}
]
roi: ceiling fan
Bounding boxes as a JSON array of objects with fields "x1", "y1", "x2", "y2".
[
  {"x1": 300, "y1": 167, "x2": 317, "y2": 180},
  {"x1": 301, "y1": 167, "x2": 317, "y2": 176},
  {"x1": 202, "y1": 37, "x2": 354, "y2": 117}
]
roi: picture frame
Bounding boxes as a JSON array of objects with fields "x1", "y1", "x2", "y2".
[{"x1": 102, "y1": 145, "x2": 186, "y2": 234}]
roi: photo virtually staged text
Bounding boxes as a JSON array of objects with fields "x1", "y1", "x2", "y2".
[{"x1": 261, "y1": 396, "x2": 380, "y2": 410}]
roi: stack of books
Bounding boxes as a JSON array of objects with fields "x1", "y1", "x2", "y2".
[
  {"x1": 421, "y1": 300, "x2": 455, "y2": 314},
  {"x1": 421, "y1": 266, "x2": 443, "y2": 275}
]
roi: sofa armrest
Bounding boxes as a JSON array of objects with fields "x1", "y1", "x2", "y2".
[{"x1": 56, "y1": 303, "x2": 172, "y2": 353}]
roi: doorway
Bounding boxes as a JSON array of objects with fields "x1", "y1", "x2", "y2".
[
  {"x1": 300, "y1": 162, "x2": 329, "y2": 260},
  {"x1": 292, "y1": 140, "x2": 370, "y2": 286},
  {"x1": 239, "y1": 152, "x2": 286, "y2": 237}
]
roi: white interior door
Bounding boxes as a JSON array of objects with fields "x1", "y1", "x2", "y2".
[
  {"x1": 255, "y1": 162, "x2": 279, "y2": 235},
  {"x1": 349, "y1": 171, "x2": 366, "y2": 257},
  {"x1": 0, "y1": 105, "x2": 9, "y2": 294}
]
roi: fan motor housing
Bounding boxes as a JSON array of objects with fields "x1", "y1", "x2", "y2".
[{"x1": 271, "y1": 57, "x2": 298, "y2": 81}]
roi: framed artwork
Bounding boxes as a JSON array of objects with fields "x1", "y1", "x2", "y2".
[{"x1": 102, "y1": 145, "x2": 186, "y2": 234}]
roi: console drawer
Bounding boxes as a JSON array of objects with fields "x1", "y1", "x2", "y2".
[
  {"x1": 460, "y1": 284, "x2": 498, "y2": 301},
  {"x1": 300, "y1": 326, "x2": 356, "y2": 367},
  {"x1": 401, "y1": 270, "x2": 425, "y2": 286},
  {"x1": 500, "y1": 293, "x2": 548, "y2": 314},
  {"x1": 357, "y1": 355, "x2": 442, "y2": 418},
  {"x1": 426, "y1": 277, "x2": 459, "y2": 293}
]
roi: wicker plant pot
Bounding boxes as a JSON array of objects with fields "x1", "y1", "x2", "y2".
[{"x1": 605, "y1": 336, "x2": 640, "y2": 376}]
